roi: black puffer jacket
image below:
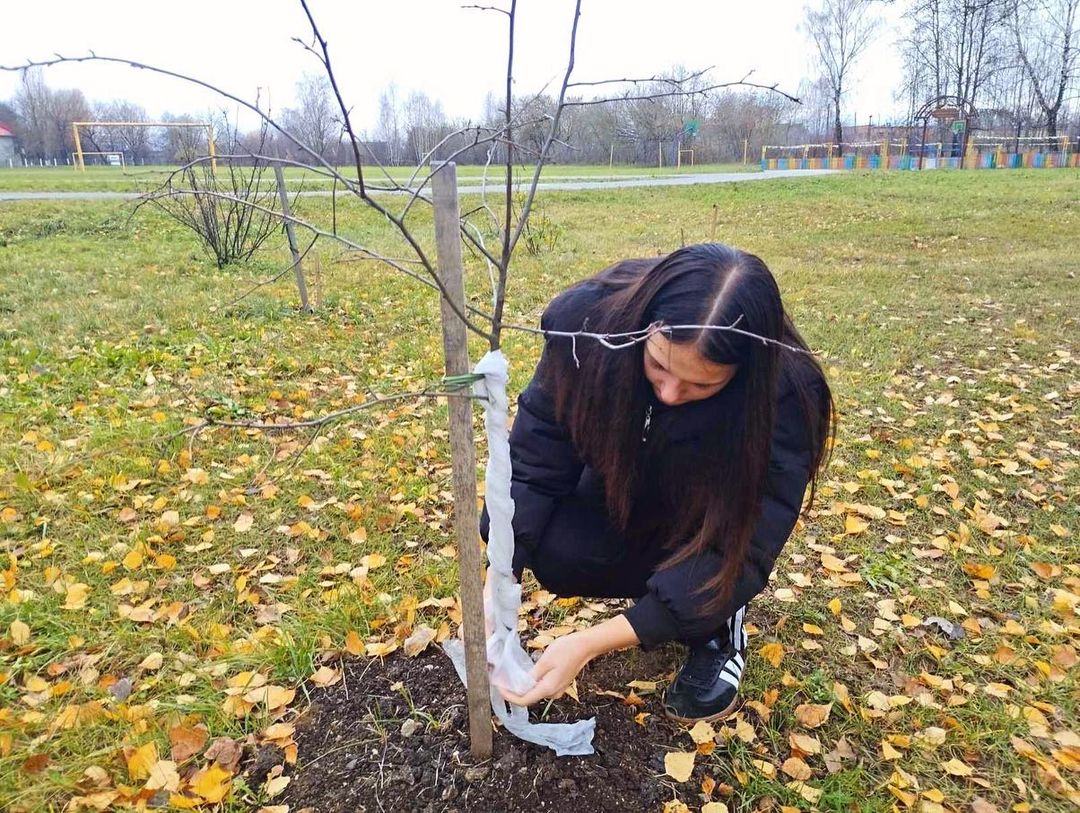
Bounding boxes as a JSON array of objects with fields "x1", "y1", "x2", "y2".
[{"x1": 498, "y1": 283, "x2": 821, "y2": 649}]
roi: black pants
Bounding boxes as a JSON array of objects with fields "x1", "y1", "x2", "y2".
[{"x1": 515, "y1": 489, "x2": 743, "y2": 651}]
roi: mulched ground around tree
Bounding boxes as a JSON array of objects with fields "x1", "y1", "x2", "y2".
[{"x1": 247, "y1": 643, "x2": 711, "y2": 813}]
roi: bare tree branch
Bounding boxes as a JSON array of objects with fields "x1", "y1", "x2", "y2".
[
  {"x1": 567, "y1": 67, "x2": 713, "y2": 89},
  {"x1": 499, "y1": 0, "x2": 583, "y2": 333},
  {"x1": 499, "y1": 0, "x2": 520, "y2": 351},
  {"x1": 462, "y1": 3, "x2": 511, "y2": 16},
  {"x1": 298, "y1": 0, "x2": 367, "y2": 194},
  {"x1": 178, "y1": 388, "x2": 480, "y2": 439},
  {"x1": 564, "y1": 76, "x2": 802, "y2": 107},
  {"x1": 501, "y1": 318, "x2": 817, "y2": 366}
]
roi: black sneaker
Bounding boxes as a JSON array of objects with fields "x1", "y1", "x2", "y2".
[{"x1": 664, "y1": 609, "x2": 747, "y2": 724}]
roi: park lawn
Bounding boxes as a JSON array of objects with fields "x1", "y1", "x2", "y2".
[
  {"x1": 0, "y1": 161, "x2": 755, "y2": 193},
  {"x1": 0, "y1": 168, "x2": 1077, "y2": 811}
]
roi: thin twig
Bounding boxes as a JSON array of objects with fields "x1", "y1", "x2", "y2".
[
  {"x1": 496, "y1": 0, "x2": 584, "y2": 346},
  {"x1": 565, "y1": 77, "x2": 802, "y2": 107},
  {"x1": 503, "y1": 318, "x2": 816, "y2": 357},
  {"x1": 462, "y1": 3, "x2": 511, "y2": 16},
  {"x1": 567, "y1": 67, "x2": 713, "y2": 89},
  {"x1": 298, "y1": 0, "x2": 367, "y2": 195},
  {"x1": 177, "y1": 389, "x2": 481, "y2": 439}
]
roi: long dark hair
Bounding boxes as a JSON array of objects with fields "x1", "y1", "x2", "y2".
[{"x1": 545, "y1": 244, "x2": 833, "y2": 612}]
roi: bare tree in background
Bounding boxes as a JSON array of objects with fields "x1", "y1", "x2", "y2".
[
  {"x1": 901, "y1": 0, "x2": 1011, "y2": 110},
  {"x1": 1011, "y1": 0, "x2": 1079, "y2": 135},
  {"x1": 403, "y1": 90, "x2": 450, "y2": 164},
  {"x1": 282, "y1": 72, "x2": 341, "y2": 160},
  {"x1": 375, "y1": 82, "x2": 403, "y2": 165},
  {"x1": 14, "y1": 68, "x2": 90, "y2": 162},
  {"x1": 88, "y1": 100, "x2": 153, "y2": 164},
  {"x1": 803, "y1": 0, "x2": 880, "y2": 152},
  {"x1": 153, "y1": 112, "x2": 208, "y2": 163},
  {"x1": 707, "y1": 88, "x2": 799, "y2": 161}
]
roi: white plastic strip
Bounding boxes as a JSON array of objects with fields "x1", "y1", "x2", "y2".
[{"x1": 443, "y1": 350, "x2": 595, "y2": 757}]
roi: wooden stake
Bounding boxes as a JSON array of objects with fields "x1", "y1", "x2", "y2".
[
  {"x1": 432, "y1": 161, "x2": 493, "y2": 759},
  {"x1": 273, "y1": 162, "x2": 311, "y2": 313}
]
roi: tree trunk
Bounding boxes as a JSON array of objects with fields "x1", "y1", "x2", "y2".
[{"x1": 834, "y1": 94, "x2": 844, "y2": 157}]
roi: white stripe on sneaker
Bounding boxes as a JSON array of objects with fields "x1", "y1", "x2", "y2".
[{"x1": 718, "y1": 670, "x2": 740, "y2": 690}]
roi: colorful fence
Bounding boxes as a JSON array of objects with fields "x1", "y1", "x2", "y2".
[{"x1": 761, "y1": 150, "x2": 1080, "y2": 172}]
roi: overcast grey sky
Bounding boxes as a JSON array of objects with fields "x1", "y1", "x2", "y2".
[{"x1": 0, "y1": 0, "x2": 907, "y2": 130}]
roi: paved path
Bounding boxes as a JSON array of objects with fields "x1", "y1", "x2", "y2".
[{"x1": 0, "y1": 169, "x2": 838, "y2": 202}]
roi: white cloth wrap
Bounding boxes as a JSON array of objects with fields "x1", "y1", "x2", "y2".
[{"x1": 443, "y1": 349, "x2": 595, "y2": 757}]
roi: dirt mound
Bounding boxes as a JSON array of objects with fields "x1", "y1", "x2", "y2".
[{"x1": 257, "y1": 644, "x2": 706, "y2": 812}]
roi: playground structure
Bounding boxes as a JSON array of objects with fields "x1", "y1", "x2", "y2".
[
  {"x1": 70, "y1": 121, "x2": 216, "y2": 171},
  {"x1": 762, "y1": 94, "x2": 1079, "y2": 171},
  {"x1": 760, "y1": 135, "x2": 1079, "y2": 171}
]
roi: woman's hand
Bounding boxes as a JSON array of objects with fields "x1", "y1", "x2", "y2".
[
  {"x1": 499, "y1": 614, "x2": 641, "y2": 707},
  {"x1": 499, "y1": 630, "x2": 595, "y2": 706}
]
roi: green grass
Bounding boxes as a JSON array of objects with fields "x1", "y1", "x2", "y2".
[
  {"x1": 0, "y1": 161, "x2": 756, "y2": 193},
  {"x1": 0, "y1": 168, "x2": 1078, "y2": 811}
]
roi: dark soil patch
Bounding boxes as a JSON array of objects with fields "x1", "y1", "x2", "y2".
[{"x1": 258, "y1": 643, "x2": 705, "y2": 812}]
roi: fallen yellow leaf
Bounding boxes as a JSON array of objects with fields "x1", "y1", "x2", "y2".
[
  {"x1": 145, "y1": 759, "x2": 180, "y2": 792},
  {"x1": 782, "y1": 756, "x2": 812, "y2": 781},
  {"x1": 789, "y1": 732, "x2": 822, "y2": 755},
  {"x1": 309, "y1": 666, "x2": 341, "y2": 687},
  {"x1": 264, "y1": 775, "x2": 290, "y2": 797},
  {"x1": 63, "y1": 583, "x2": 90, "y2": 611},
  {"x1": 243, "y1": 685, "x2": 295, "y2": 709},
  {"x1": 941, "y1": 757, "x2": 974, "y2": 777},
  {"x1": 191, "y1": 763, "x2": 232, "y2": 803},
  {"x1": 126, "y1": 742, "x2": 158, "y2": 781},
  {"x1": 10, "y1": 620, "x2": 29, "y2": 645},
  {"x1": 963, "y1": 562, "x2": 995, "y2": 580},
  {"x1": 844, "y1": 515, "x2": 868, "y2": 535},
  {"x1": 403, "y1": 625, "x2": 437, "y2": 657},
  {"x1": 751, "y1": 759, "x2": 777, "y2": 779},
  {"x1": 344, "y1": 630, "x2": 364, "y2": 656},
  {"x1": 794, "y1": 703, "x2": 832, "y2": 729},
  {"x1": 664, "y1": 750, "x2": 696, "y2": 782},
  {"x1": 983, "y1": 682, "x2": 1012, "y2": 699},
  {"x1": 758, "y1": 641, "x2": 784, "y2": 668},
  {"x1": 360, "y1": 553, "x2": 387, "y2": 569},
  {"x1": 688, "y1": 720, "x2": 716, "y2": 745}
]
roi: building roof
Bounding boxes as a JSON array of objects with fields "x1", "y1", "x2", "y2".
[{"x1": 0, "y1": 123, "x2": 14, "y2": 138}]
